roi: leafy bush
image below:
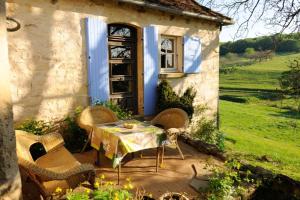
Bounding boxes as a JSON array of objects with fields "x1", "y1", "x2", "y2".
[
  {"x1": 192, "y1": 106, "x2": 225, "y2": 151},
  {"x1": 67, "y1": 193, "x2": 89, "y2": 200},
  {"x1": 61, "y1": 175, "x2": 134, "y2": 200},
  {"x1": 156, "y1": 80, "x2": 196, "y2": 118},
  {"x1": 244, "y1": 48, "x2": 256, "y2": 57},
  {"x1": 61, "y1": 108, "x2": 88, "y2": 153},
  {"x1": 17, "y1": 119, "x2": 52, "y2": 135},
  {"x1": 219, "y1": 67, "x2": 237, "y2": 74},
  {"x1": 279, "y1": 58, "x2": 300, "y2": 96},
  {"x1": 224, "y1": 52, "x2": 239, "y2": 60},
  {"x1": 17, "y1": 107, "x2": 88, "y2": 153},
  {"x1": 95, "y1": 101, "x2": 132, "y2": 120},
  {"x1": 206, "y1": 160, "x2": 253, "y2": 200}
]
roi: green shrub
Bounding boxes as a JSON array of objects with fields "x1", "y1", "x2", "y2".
[
  {"x1": 61, "y1": 109, "x2": 88, "y2": 153},
  {"x1": 17, "y1": 119, "x2": 54, "y2": 159},
  {"x1": 206, "y1": 160, "x2": 253, "y2": 200},
  {"x1": 219, "y1": 67, "x2": 237, "y2": 74},
  {"x1": 192, "y1": 106, "x2": 225, "y2": 151},
  {"x1": 156, "y1": 80, "x2": 196, "y2": 118},
  {"x1": 17, "y1": 107, "x2": 88, "y2": 153},
  {"x1": 17, "y1": 119, "x2": 52, "y2": 135},
  {"x1": 63, "y1": 175, "x2": 134, "y2": 200},
  {"x1": 193, "y1": 118, "x2": 225, "y2": 151},
  {"x1": 95, "y1": 101, "x2": 132, "y2": 120},
  {"x1": 244, "y1": 47, "x2": 256, "y2": 57},
  {"x1": 207, "y1": 169, "x2": 235, "y2": 200},
  {"x1": 66, "y1": 193, "x2": 89, "y2": 200}
]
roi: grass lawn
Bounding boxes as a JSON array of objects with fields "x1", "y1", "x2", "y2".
[
  {"x1": 221, "y1": 53, "x2": 300, "y2": 90},
  {"x1": 220, "y1": 53, "x2": 300, "y2": 180}
]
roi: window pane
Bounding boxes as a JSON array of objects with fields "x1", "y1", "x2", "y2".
[
  {"x1": 161, "y1": 54, "x2": 166, "y2": 68},
  {"x1": 110, "y1": 46, "x2": 131, "y2": 59},
  {"x1": 161, "y1": 38, "x2": 174, "y2": 53},
  {"x1": 112, "y1": 81, "x2": 131, "y2": 93},
  {"x1": 166, "y1": 54, "x2": 174, "y2": 68},
  {"x1": 109, "y1": 26, "x2": 131, "y2": 37},
  {"x1": 112, "y1": 64, "x2": 132, "y2": 76}
]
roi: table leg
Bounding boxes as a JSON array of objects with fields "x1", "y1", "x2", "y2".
[
  {"x1": 118, "y1": 164, "x2": 121, "y2": 185},
  {"x1": 156, "y1": 147, "x2": 160, "y2": 173}
]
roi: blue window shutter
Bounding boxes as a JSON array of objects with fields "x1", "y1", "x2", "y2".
[
  {"x1": 85, "y1": 17, "x2": 109, "y2": 104},
  {"x1": 143, "y1": 25, "x2": 159, "y2": 116},
  {"x1": 184, "y1": 36, "x2": 202, "y2": 73}
]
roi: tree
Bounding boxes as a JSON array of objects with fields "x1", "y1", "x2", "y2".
[
  {"x1": 198, "y1": 0, "x2": 300, "y2": 39},
  {"x1": 244, "y1": 47, "x2": 256, "y2": 57},
  {"x1": 277, "y1": 39, "x2": 300, "y2": 52},
  {"x1": 279, "y1": 58, "x2": 300, "y2": 97},
  {"x1": 0, "y1": 1, "x2": 22, "y2": 199},
  {"x1": 279, "y1": 58, "x2": 300, "y2": 117}
]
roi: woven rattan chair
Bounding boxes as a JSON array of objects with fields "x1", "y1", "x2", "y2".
[
  {"x1": 77, "y1": 106, "x2": 119, "y2": 152},
  {"x1": 15, "y1": 130, "x2": 95, "y2": 200},
  {"x1": 151, "y1": 108, "x2": 189, "y2": 163}
]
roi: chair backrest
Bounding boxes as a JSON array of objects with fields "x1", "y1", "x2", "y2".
[
  {"x1": 15, "y1": 130, "x2": 64, "y2": 162},
  {"x1": 151, "y1": 108, "x2": 189, "y2": 130},
  {"x1": 77, "y1": 106, "x2": 118, "y2": 133}
]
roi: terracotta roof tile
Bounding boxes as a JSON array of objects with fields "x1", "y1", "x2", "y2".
[
  {"x1": 146, "y1": 0, "x2": 229, "y2": 19},
  {"x1": 117, "y1": 0, "x2": 233, "y2": 23}
]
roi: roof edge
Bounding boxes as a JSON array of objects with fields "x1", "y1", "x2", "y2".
[{"x1": 115, "y1": 0, "x2": 234, "y2": 25}]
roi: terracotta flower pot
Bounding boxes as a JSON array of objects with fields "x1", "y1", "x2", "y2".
[{"x1": 159, "y1": 192, "x2": 189, "y2": 200}]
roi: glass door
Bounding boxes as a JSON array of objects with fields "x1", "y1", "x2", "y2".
[{"x1": 108, "y1": 24, "x2": 137, "y2": 114}]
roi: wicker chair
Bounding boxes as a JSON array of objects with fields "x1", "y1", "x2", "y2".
[
  {"x1": 77, "y1": 106, "x2": 119, "y2": 152},
  {"x1": 151, "y1": 108, "x2": 189, "y2": 163},
  {"x1": 15, "y1": 130, "x2": 95, "y2": 200}
]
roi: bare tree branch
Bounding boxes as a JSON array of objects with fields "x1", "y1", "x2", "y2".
[{"x1": 198, "y1": 0, "x2": 300, "y2": 39}]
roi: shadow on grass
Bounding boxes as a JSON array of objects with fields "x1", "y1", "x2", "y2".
[{"x1": 270, "y1": 110, "x2": 300, "y2": 120}]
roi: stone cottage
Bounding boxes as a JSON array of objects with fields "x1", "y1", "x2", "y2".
[{"x1": 6, "y1": 0, "x2": 233, "y2": 122}]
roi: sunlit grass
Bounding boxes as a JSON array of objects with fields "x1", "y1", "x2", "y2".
[{"x1": 220, "y1": 53, "x2": 300, "y2": 180}]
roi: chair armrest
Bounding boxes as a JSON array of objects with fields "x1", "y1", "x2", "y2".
[
  {"x1": 40, "y1": 132, "x2": 65, "y2": 152},
  {"x1": 19, "y1": 158, "x2": 95, "y2": 181}
]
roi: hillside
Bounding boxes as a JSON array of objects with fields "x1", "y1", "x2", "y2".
[
  {"x1": 220, "y1": 53, "x2": 300, "y2": 180},
  {"x1": 220, "y1": 33, "x2": 300, "y2": 56}
]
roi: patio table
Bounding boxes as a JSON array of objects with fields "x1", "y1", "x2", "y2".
[{"x1": 91, "y1": 119, "x2": 164, "y2": 183}]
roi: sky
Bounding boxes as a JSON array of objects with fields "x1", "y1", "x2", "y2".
[
  {"x1": 220, "y1": 20, "x2": 281, "y2": 42},
  {"x1": 198, "y1": 0, "x2": 295, "y2": 42}
]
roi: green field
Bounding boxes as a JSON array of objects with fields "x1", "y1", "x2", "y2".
[{"x1": 220, "y1": 53, "x2": 300, "y2": 180}]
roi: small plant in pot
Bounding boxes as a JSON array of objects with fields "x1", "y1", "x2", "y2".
[{"x1": 159, "y1": 192, "x2": 189, "y2": 200}]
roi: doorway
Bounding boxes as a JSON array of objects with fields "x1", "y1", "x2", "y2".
[{"x1": 108, "y1": 24, "x2": 138, "y2": 114}]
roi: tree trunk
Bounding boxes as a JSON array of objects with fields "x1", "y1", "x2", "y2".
[{"x1": 0, "y1": 0, "x2": 22, "y2": 199}]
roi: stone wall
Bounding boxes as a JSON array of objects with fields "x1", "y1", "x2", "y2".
[
  {"x1": 6, "y1": 0, "x2": 220, "y2": 123},
  {"x1": 0, "y1": 0, "x2": 22, "y2": 199}
]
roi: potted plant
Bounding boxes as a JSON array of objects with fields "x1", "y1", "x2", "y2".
[{"x1": 159, "y1": 192, "x2": 189, "y2": 200}]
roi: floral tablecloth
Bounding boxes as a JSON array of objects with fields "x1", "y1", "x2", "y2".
[{"x1": 91, "y1": 120, "x2": 164, "y2": 168}]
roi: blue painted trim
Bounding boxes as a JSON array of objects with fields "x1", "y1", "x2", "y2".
[
  {"x1": 86, "y1": 17, "x2": 110, "y2": 104},
  {"x1": 143, "y1": 25, "x2": 159, "y2": 116},
  {"x1": 184, "y1": 35, "x2": 202, "y2": 73}
]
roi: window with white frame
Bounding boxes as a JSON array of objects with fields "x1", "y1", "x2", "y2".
[{"x1": 160, "y1": 36, "x2": 178, "y2": 72}]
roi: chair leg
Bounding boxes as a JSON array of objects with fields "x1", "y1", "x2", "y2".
[
  {"x1": 156, "y1": 147, "x2": 160, "y2": 173},
  {"x1": 176, "y1": 141, "x2": 184, "y2": 160},
  {"x1": 161, "y1": 146, "x2": 165, "y2": 166},
  {"x1": 95, "y1": 150, "x2": 101, "y2": 166},
  {"x1": 88, "y1": 170, "x2": 96, "y2": 188},
  {"x1": 81, "y1": 132, "x2": 92, "y2": 153}
]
